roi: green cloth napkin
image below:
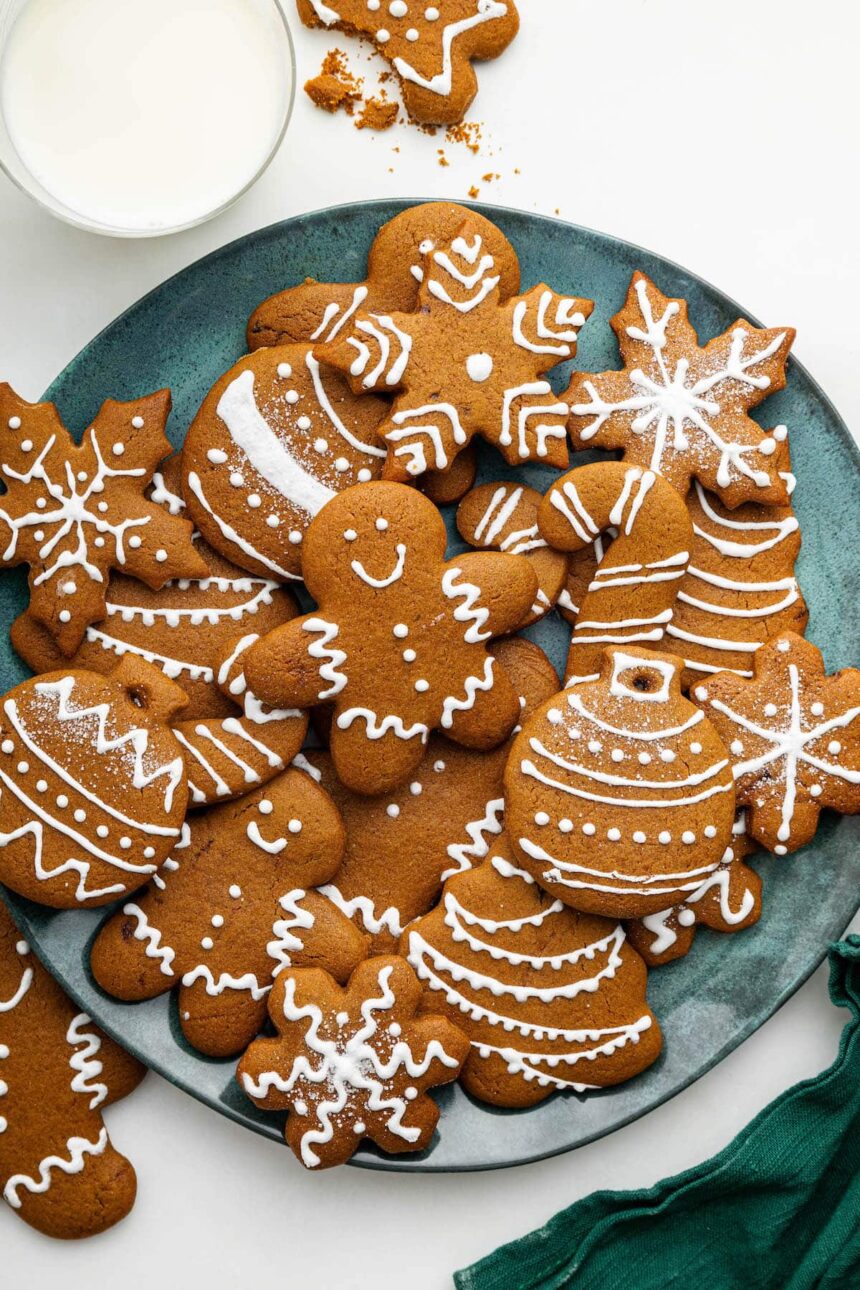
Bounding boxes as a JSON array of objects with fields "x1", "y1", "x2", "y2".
[{"x1": 456, "y1": 935, "x2": 860, "y2": 1290}]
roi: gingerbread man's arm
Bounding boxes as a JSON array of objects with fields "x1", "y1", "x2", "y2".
[
  {"x1": 243, "y1": 614, "x2": 349, "y2": 712},
  {"x1": 442, "y1": 551, "x2": 538, "y2": 640}
]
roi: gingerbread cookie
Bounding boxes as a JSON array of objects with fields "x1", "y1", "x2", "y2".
[
  {"x1": 182, "y1": 342, "x2": 389, "y2": 581},
  {"x1": 238, "y1": 955, "x2": 469, "y2": 1168},
  {"x1": 504, "y1": 648, "x2": 737, "y2": 918},
  {"x1": 0, "y1": 902, "x2": 145, "y2": 1239},
  {"x1": 0, "y1": 658, "x2": 188, "y2": 908},
  {"x1": 403, "y1": 836, "x2": 662, "y2": 1108},
  {"x1": 315, "y1": 218, "x2": 593, "y2": 482},
  {"x1": 243, "y1": 482, "x2": 538, "y2": 796},
  {"x1": 693, "y1": 634, "x2": 860, "y2": 855},
  {"x1": 90, "y1": 768, "x2": 367, "y2": 1057},
  {"x1": 302, "y1": 637, "x2": 559, "y2": 954},
  {"x1": 625, "y1": 815, "x2": 761, "y2": 966},
  {"x1": 11, "y1": 462, "x2": 300, "y2": 722},
  {"x1": 0, "y1": 385, "x2": 207, "y2": 655},
  {"x1": 295, "y1": 2, "x2": 520, "y2": 126},
  {"x1": 566, "y1": 271, "x2": 795, "y2": 509},
  {"x1": 537, "y1": 463, "x2": 694, "y2": 681},
  {"x1": 457, "y1": 482, "x2": 568, "y2": 626}
]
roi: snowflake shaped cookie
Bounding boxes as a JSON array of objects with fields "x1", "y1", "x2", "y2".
[
  {"x1": 0, "y1": 386, "x2": 207, "y2": 654},
  {"x1": 243, "y1": 482, "x2": 539, "y2": 796},
  {"x1": 315, "y1": 219, "x2": 593, "y2": 482},
  {"x1": 693, "y1": 634, "x2": 860, "y2": 854},
  {"x1": 238, "y1": 956, "x2": 469, "y2": 1168},
  {"x1": 566, "y1": 272, "x2": 795, "y2": 508}
]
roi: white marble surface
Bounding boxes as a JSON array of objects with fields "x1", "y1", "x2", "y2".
[{"x1": 1, "y1": 2, "x2": 858, "y2": 1285}]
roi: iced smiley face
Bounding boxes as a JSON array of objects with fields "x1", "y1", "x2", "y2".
[{"x1": 243, "y1": 483, "x2": 539, "y2": 796}]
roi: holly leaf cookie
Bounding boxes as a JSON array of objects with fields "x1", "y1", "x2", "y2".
[
  {"x1": 693, "y1": 634, "x2": 860, "y2": 855},
  {"x1": 0, "y1": 386, "x2": 208, "y2": 655},
  {"x1": 238, "y1": 955, "x2": 470, "y2": 1168},
  {"x1": 315, "y1": 219, "x2": 593, "y2": 482},
  {"x1": 0, "y1": 658, "x2": 189, "y2": 908},
  {"x1": 403, "y1": 835, "x2": 662, "y2": 1107},
  {"x1": 566, "y1": 272, "x2": 795, "y2": 508},
  {"x1": 295, "y1": 2, "x2": 520, "y2": 126},
  {"x1": 90, "y1": 769, "x2": 367, "y2": 1057},
  {"x1": 0, "y1": 902, "x2": 145, "y2": 1239},
  {"x1": 242, "y1": 481, "x2": 539, "y2": 796}
]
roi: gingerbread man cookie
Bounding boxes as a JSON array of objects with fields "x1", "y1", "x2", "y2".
[
  {"x1": 238, "y1": 955, "x2": 470, "y2": 1168},
  {"x1": 457, "y1": 482, "x2": 568, "y2": 626},
  {"x1": 0, "y1": 902, "x2": 145, "y2": 1239},
  {"x1": 0, "y1": 385, "x2": 207, "y2": 655},
  {"x1": 242, "y1": 482, "x2": 538, "y2": 796},
  {"x1": 0, "y1": 658, "x2": 189, "y2": 908},
  {"x1": 90, "y1": 768, "x2": 367, "y2": 1057},
  {"x1": 693, "y1": 635, "x2": 860, "y2": 855},
  {"x1": 295, "y1": 2, "x2": 520, "y2": 126},
  {"x1": 315, "y1": 218, "x2": 593, "y2": 482},
  {"x1": 566, "y1": 271, "x2": 795, "y2": 509},
  {"x1": 504, "y1": 648, "x2": 737, "y2": 918},
  {"x1": 404, "y1": 836, "x2": 662, "y2": 1108},
  {"x1": 182, "y1": 342, "x2": 389, "y2": 581},
  {"x1": 537, "y1": 462, "x2": 694, "y2": 682}
]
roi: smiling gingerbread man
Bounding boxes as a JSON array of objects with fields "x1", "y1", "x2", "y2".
[{"x1": 243, "y1": 482, "x2": 538, "y2": 795}]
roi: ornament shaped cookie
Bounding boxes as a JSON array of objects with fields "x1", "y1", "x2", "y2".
[
  {"x1": 566, "y1": 271, "x2": 795, "y2": 508},
  {"x1": 0, "y1": 659, "x2": 189, "y2": 908},
  {"x1": 0, "y1": 385, "x2": 207, "y2": 654},
  {"x1": 693, "y1": 635, "x2": 860, "y2": 855},
  {"x1": 295, "y1": 1, "x2": 520, "y2": 126},
  {"x1": 11, "y1": 461, "x2": 300, "y2": 722},
  {"x1": 304, "y1": 637, "x2": 559, "y2": 954},
  {"x1": 182, "y1": 342, "x2": 389, "y2": 581},
  {"x1": 90, "y1": 769, "x2": 366, "y2": 1057},
  {"x1": 537, "y1": 463, "x2": 694, "y2": 681},
  {"x1": 0, "y1": 902, "x2": 145, "y2": 1239},
  {"x1": 243, "y1": 482, "x2": 538, "y2": 796},
  {"x1": 238, "y1": 955, "x2": 469, "y2": 1168},
  {"x1": 404, "y1": 837, "x2": 662, "y2": 1107},
  {"x1": 457, "y1": 482, "x2": 568, "y2": 626},
  {"x1": 504, "y1": 648, "x2": 737, "y2": 918},
  {"x1": 625, "y1": 815, "x2": 761, "y2": 967},
  {"x1": 668, "y1": 449, "x2": 807, "y2": 685},
  {"x1": 316, "y1": 219, "x2": 593, "y2": 482}
]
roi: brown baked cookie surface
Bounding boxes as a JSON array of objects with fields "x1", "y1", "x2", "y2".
[
  {"x1": 294, "y1": 1, "x2": 520, "y2": 125},
  {"x1": 403, "y1": 836, "x2": 662, "y2": 1108},
  {"x1": 0, "y1": 902, "x2": 145, "y2": 1239},
  {"x1": 238, "y1": 955, "x2": 470, "y2": 1168},
  {"x1": 0, "y1": 658, "x2": 189, "y2": 908}
]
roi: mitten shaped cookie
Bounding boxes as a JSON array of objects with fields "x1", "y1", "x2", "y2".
[
  {"x1": 295, "y1": 1, "x2": 520, "y2": 126},
  {"x1": 456, "y1": 482, "x2": 568, "y2": 626},
  {"x1": 537, "y1": 462, "x2": 694, "y2": 681},
  {"x1": 504, "y1": 648, "x2": 737, "y2": 918},
  {"x1": 566, "y1": 271, "x2": 795, "y2": 509},
  {"x1": 182, "y1": 343, "x2": 389, "y2": 580},
  {"x1": 304, "y1": 636, "x2": 559, "y2": 953},
  {"x1": 238, "y1": 955, "x2": 470, "y2": 1168},
  {"x1": 693, "y1": 635, "x2": 860, "y2": 854},
  {"x1": 242, "y1": 482, "x2": 538, "y2": 795},
  {"x1": 0, "y1": 658, "x2": 189, "y2": 908},
  {"x1": 0, "y1": 385, "x2": 207, "y2": 654},
  {"x1": 90, "y1": 769, "x2": 367, "y2": 1057},
  {"x1": 625, "y1": 815, "x2": 761, "y2": 966},
  {"x1": 403, "y1": 837, "x2": 662, "y2": 1108},
  {"x1": 0, "y1": 903, "x2": 145, "y2": 1239},
  {"x1": 315, "y1": 219, "x2": 592, "y2": 483}
]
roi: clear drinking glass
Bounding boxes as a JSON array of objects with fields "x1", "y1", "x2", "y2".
[{"x1": 0, "y1": 0, "x2": 295, "y2": 238}]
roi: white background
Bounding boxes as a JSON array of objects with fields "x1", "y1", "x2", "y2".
[{"x1": 2, "y1": 2, "x2": 859, "y2": 1286}]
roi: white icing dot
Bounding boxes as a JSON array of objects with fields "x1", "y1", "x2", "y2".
[
  {"x1": 229, "y1": 884, "x2": 242, "y2": 898},
  {"x1": 201, "y1": 937, "x2": 214, "y2": 951},
  {"x1": 144, "y1": 846, "x2": 156, "y2": 859},
  {"x1": 393, "y1": 623, "x2": 409, "y2": 638},
  {"x1": 682, "y1": 831, "x2": 696, "y2": 845},
  {"x1": 353, "y1": 1121, "x2": 366, "y2": 1135},
  {"x1": 695, "y1": 688, "x2": 709, "y2": 700},
  {"x1": 344, "y1": 529, "x2": 357, "y2": 541},
  {"x1": 404, "y1": 1086, "x2": 418, "y2": 1100},
  {"x1": 98, "y1": 501, "x2": 108, "y2": 513},
  {"x1": 207, "y1": 448, "x2": 228, "y2": 464},
  {"x1": 35, "y1": 779, "x2": 47, "y2": 793},
  {"x1": 19, "y1": 439, "x2": 32, "y2": 452},
  {"x1": 0, "y1": 741, "x2": 12, "y2": 754},
  {"x1": 759, "y1": 437, "x2": 777, "y2": 456},
  {"x1": 297, "y1": 416, "x2": 312, "y2": 431},
  {"x1": 424, "y1": 5, "x2": 438, "y2": 16},
  {"x1": 119, "y1": 836, "x2": 132, "y2": 850},
  {"x1": 230, "y1": 471, "x2": 244, "y2": 487},
  {"x1": 388, "y1": 1021, "x2": 402, "y2": 1036},
  {"x1": 56, "y1": 794, "x2": 68, "y2": 808},
  {"x1": 266, "y1": 515, "x2": 280, "y2": 528},
  {"x1": 414, "y1": 679, "x2": 430, "y2": 692},
  {"x1": 212, "y1": 914, "x2": 225, "y2": 928},
  {"x1": 314, "y1": 437, "x2": 329, "y2": 453},
  {"x1": 810, "y1": 784, "x2": 823, "y2": 798},
  {"x1": 286, "y1": 390, "x2": 300, "y2": 405},
  {"x1": 132, "y1": 415, "x2": 144, "y2": 429},
  {"x1": 409, "y1": 782, "x2": 422, "y2": 796},
  {"x1": 335, "y1": 457, "x2": 349, "y2": 472},
  {"x1": 336, "y1": 1011, "x2": 350, "y2": 1026},
  {"x1": 633, "y1": 831, "x2": 647, "y2": 844},
  {"x1": 155, "y1": 549, "x2": 168, "y2": 562},
  {"x1": 389, "y1": 0, "x2": 406, "y2": 12},
  {"x1": 731, "y1": 739, "x2": 744, "y2": 755},
  {"x1": 638, "y1": 752, "x2": 651, "y2": 765},
  {"x1": 607, "y1": 827, "x2": 621, "y2": 842},
  {"x1": 375, "y1": 517, "x2": 389, "y2": 531},
  {"x1": 764, "y1": 703, "x2": 778, "y2": 717},
  {"x1": 659, "y1": 749, "x2": 675, "y2": 763},
  {"x1": 777, "y1": 640, "x2": 790, "y2": 652},
  {"x1": 610, "y1": 749, "x2": 624, "y2": 763},
  {"x1": 465, "y1": 352, "x2": 494, "y2": 383},
  {"x1": 73, "y1": 808, "x2": 86, "y2": 822},
  {"x1": 775, "y1": 844, "x2": 788, "y2": 855},
  {"x1": 288, "y1": 819, "x2": 302, "y2": 834},
  {"x1": 358, "y1": 468, "x2": 372, "y2": 483},
  {"x1": 810, "y1": 702, "x2": 824, "y2": 716},
  {"x1": 76, "y1": 470, "x2": 88, "y2": 483},
  {"x1": 36, "y1": 500, "x2": 45, "y2": 509},
  {"x1": 689, "y1": 742, "x2": 702, "y2": 754},
  {"x1": 33, "y1": 529, "x2": 44, "y2": 541},
  {"x1": 376, "y1": 27, "x2": 390, "y2": 40},
  {"x1": 247, "y1": 494, "x2": 262, "y2": 509},
  {"x1": 403, "y1": 648, "x2": 416, "y2": 662},
  {"x1": 367, "y1": 0, "x2": 380, "y2": 9},
  {"x1": 112, "y1": 443, "x2": 124, "y2": 457},
  {"x1": 828, "y1": 740, "x2": 842, "y2": 754},
  {"x1": 97, "y1": 825, "x2": 109, "y2": 838},
  {"x1": 8, "y1": 416, "x2": 21, "y2": 429},
  {"x1": 558, "y1": 818, "x2": 573, "y2": 834},
  {"x1": 387, "y1": 804, "x2": 400, "y2": 818},
  {"x1": 405, "y1": 25, "x2": 419, "y2": 38},
  {"x1": 582, "y1": 822, "x2": 596, "y2": 836},
  {"x1": 293, "y1": 1099, "x2": 308, "y2": 1116},
  {"x1": 678, "y1": 909, "x2": 696, "y2": 927},
  {"x1": 289, "y1": 530, "x2": 303, "y2": 545},
  {"x1": 15, "y1": 941, "x2": 28, "y2": 956},
  {"x1": 16, "y1": 761, "x2": 29, "y2": 774},
  {"x1": 433, "y1": 760, "x2": 446, "y2": 772},
  {"x1": 534, "y1": 811, "x2": 550, "y2": 826},
  {"x1": 94, "y1": 536, "x2": 105, "y2": 547},
  {"x1": 547, "y1": 708, "x2": 563, "y2": 725},
  {"x1": 658, "y1": 831, "x2": 671, "y2": 844},
  {"x1": 704, "y1": 825, "x2": 717, "y2": 838},
  {"x1": 277, "y1": 363, "x2": 292, "y2": 378},
  {"x1": 587, "y1": 739, "x2": 601, "y2": 754},
  {"x1": 773, "y1": 425, "x2": 788, "y2": 442},
  {"x1": 258, "y1": 800, "x2": 274, "y2": 815},
  {"x1": 59, "y1": 610, "x2": 71, "y2": 623}
]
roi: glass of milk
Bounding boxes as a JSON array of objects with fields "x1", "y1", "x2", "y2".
[{"x1": 0, "y1": 0, "x2": 295, "y2": 236}]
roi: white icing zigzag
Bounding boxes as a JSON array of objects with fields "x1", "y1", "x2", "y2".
[
  {"x1": 3, "y1": 1128, "x2": 109, "y2": 1209},
  {"x1": 66, "y1": 1013, "x2": 108, "y2": 1109}
]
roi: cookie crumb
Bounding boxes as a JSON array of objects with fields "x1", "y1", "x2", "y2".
[
  {"x1": 481, "y1": 172, "x2": 500, "y2": 184},
  {"x1": 467, "y1": 185, "x2": 480, "y2": 199},
  {"x1": 304, "y1": 49, "x2": 363, "y2": 117},
  {"x1": 438, "y1": 149, "x2": 450, "y2": 167},
  {"x1": 357, "y1": 97, "x2": 398, "y2": 131},
  {"x1": 446, "y1": 120, "x2": 482, "y2": 153}
]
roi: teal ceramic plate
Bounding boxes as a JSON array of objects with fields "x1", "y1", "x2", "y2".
[{"x1": 2, "y1": 201, "x2": 859, "y2": 1172}]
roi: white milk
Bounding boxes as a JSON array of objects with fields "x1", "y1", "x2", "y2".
[{"x1": 0, "y1": 0, "x2": 292, "y2": 232}]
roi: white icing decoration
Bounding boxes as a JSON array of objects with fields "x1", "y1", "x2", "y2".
[
  {"x1": 386, "y1": 403, "x2": 467, "y2": 475},
  {"x1": 336, "y1": 708, "x2": 429, "y2": 743},
  {"x1": 122, "y1": 903, "x2": 176, "y2": 976},
  {"x1": 441, "y1": 566, "x2": 491, "y2": 642},
  {"x1": 392, "y1": 2, "x2": 509, "y2": 98},
  {"x1": 186, "y1": 471, "x2": 297, "y2": 580},
  {"x1": 440, "y1": 655, "x2": 495, "y2": 730},
  {"x1": 3, "y1": 1128, "x2": 109, "y2": 1210},
  {"x1": 351, "y1": 543, "x2": 407, "y2": 588},
  {"x1": 303, "y1": 618, "x2": 348, "y2": 698},
  {"x1": 66, "y1": 1014, "x2": 108, "y2": 1109}
]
